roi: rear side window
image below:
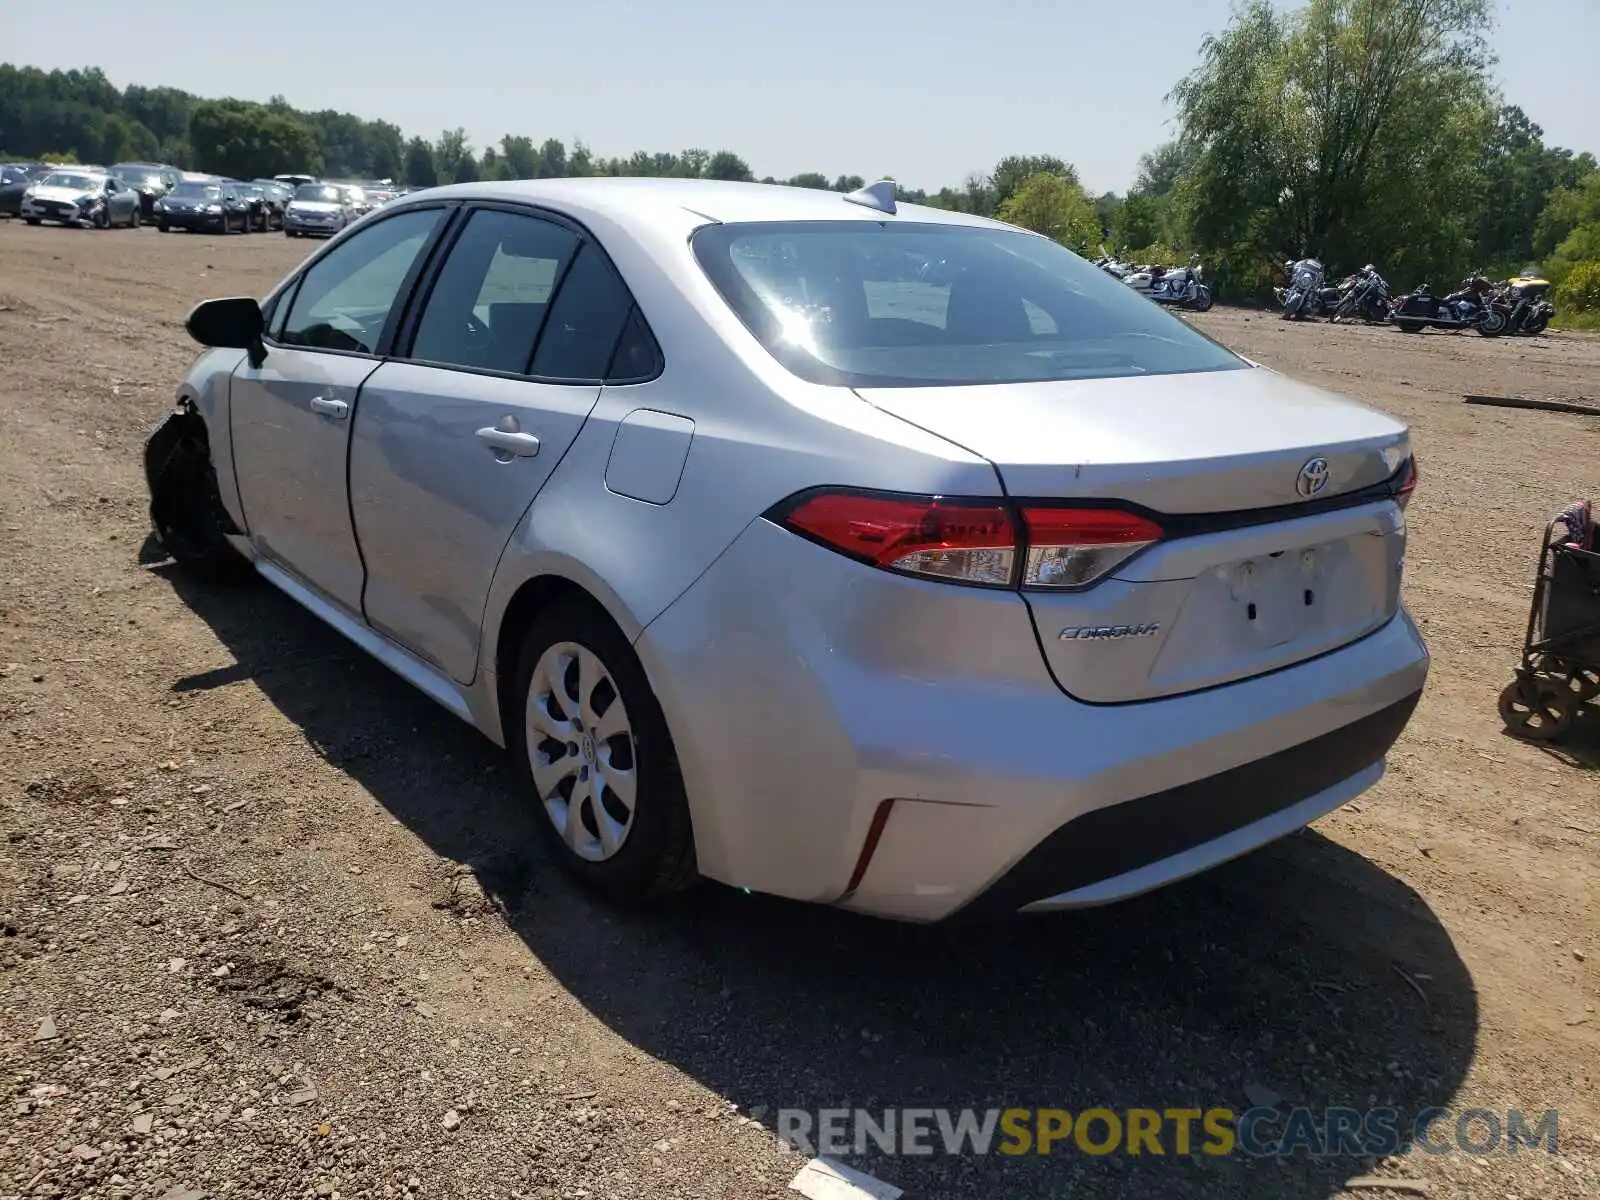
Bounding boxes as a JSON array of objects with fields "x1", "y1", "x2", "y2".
[
  {"x1": 606, "y1": 307, "x2": 663, "y2": 382},
  {"x1": 529, "y1": 244, "x2": 635, "y2": 380},
  {"x1": 408, "y1": 209, "x2": 579, "y2": 375},
  {"x1": 692, "y1": 221, "x2": 1245, "y2": 387}
]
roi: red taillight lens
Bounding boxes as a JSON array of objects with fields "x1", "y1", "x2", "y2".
[
  {"x1": 774, "y1": 491, "x2": 1163, "y2": 589},
  {"x1": 779, "y1": 492, "x2": 1017, "y2": 586},
  {"x1": 1395, "y1": 456, "x2": 1418, "y2": 511},
  {"x1": 1021, "y1": 507, "x2": 1164, "y2": 587}
]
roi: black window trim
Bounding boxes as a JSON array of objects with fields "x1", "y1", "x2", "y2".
[
  {"x1": 261, "y1": 201, "x2": 462, "y2": 364},
  {"x1": 389, "y1": 198, "x2": 665, "y2": 387}
]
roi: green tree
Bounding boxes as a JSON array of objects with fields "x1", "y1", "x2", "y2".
[
  {"x1": 786, "y1": 172, "x2": 830, "y2": 189},
  {"x1": 995, "y1": 171, "x2": 1101, "y2": 252},
  {"x1": 1170, "y1": 0, "x2": 1496, "y2": 296},
  {"x1": 433, "y1": 127, "x2": 471, "y2": 182},
  {"x1": 403, "y1": 136, "x2": 437, "y2": 188},
  {"x1": 499, "y1": 135, "x2": 537, "y2": 179},
  {"x1": 189, "y1": 99, "x2": 322, "y2": 180},
  {"x1": 705, "y1": 150, "x2": 753, "y2": 181},
  {"x1": 452, "y1": 149, "x2": 480, "y2": 184},
  {"x1": 991, "y1": 155, "x2": 1074, "y2": 206}
]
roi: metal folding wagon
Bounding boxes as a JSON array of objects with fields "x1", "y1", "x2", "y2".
[{"x1": 1499, "y1": 501, "x2": 1600, "y2": 741}]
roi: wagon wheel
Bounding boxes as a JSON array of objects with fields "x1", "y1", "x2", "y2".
[{"x1": 1498, "y1": 678, "x2": 1574, "y2": 742}]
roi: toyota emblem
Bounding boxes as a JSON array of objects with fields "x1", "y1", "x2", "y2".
[{"x1": 1296, "y1": 457, "x2": 1331, "y2": 498}]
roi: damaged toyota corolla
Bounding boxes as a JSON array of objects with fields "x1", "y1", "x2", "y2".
[{"x1": 144, "y1": 177, "x2": 1428, "y2": 921}]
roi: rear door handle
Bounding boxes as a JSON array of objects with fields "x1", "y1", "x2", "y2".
[
  {"x1": 475, "y1": 427, "x2": 541, "y2": 458},
  {"x1": 309, "y1": 396, "x2": 349, "y2": 420}
]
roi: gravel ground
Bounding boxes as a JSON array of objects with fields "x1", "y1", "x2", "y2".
[{"x1": 1, "y1": 221, "x2": 1597, "y2": 1200}]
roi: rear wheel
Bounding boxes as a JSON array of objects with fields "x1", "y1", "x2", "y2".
[
  {"x1": 1477, "y1": 310, "x2": 1507, "y2": 337},
  {"x1": 1396, "y1": 320, "x2": 1424, "y2": 333},
  {"x1": 508, "y1": 598, "x2": 697, "y2": 904},
  {"x1": 24, "y1": 217, "x2": 41, "y2": 226}
]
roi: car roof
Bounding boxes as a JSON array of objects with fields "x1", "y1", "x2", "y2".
[{"x1": 400, "y1": 177, "x2": 1012, "y2": 235}]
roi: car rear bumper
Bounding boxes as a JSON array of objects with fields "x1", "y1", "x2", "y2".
[{"x1": 635, "y1": 517, "x2": 1429, "y2": 922}]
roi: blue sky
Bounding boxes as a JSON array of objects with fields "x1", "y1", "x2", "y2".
[{"x1": 5, "y1": 0, "x2": 1595, "y2": 192}]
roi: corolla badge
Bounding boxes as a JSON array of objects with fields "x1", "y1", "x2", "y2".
[
  {"x1": 1296, "y1": 456, "x2": 1331, "y2": 498},
  {"x1": 1058, "y1": 623, "x2": 1161, "y2": 641}
]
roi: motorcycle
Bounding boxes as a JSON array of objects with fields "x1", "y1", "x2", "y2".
[
  {"x1": 1389, "y1": 273, "x2": 1506, "y2": 336},
  {"x1": 1330, "y1": 264, "x2": 1391, "y2": 324},
  {"x1": 1120, "y1": 254, "x2": 1214, "y2": 311},
  {"x1": 1491, "y1": 273, "x2": 1555, "y2": 336},
  {"x1": 1275, "y1": 258, "x2": 1344, "y2": 320}
]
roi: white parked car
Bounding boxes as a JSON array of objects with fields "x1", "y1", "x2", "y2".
[{"x1": 145, "y1": 178, "x2": 1428, "y2": 921}]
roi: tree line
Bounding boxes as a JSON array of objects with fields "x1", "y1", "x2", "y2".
[{"x1": 2, "y1": 0, "x2": 1598, "y2": 320}]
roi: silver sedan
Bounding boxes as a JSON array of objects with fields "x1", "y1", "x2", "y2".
[{"x1": 144, "y1": 178, "x2": 1428, "y2": 921}]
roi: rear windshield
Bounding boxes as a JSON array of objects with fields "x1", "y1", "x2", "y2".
[{"x1": 691, "y1": 221, "x2": 1245, "y2": 387}]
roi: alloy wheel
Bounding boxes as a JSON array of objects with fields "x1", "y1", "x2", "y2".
[{"x1": 524, "y1": 641, "x2": 638, "y2": 862}]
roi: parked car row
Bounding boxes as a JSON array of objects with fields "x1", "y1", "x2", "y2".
[{"x1": 3, "y1": 162, "x2": 413, "y2": 236}]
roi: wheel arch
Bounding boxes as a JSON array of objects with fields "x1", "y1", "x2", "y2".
[{"x1": 485, "y1": 561, "x2": 646, "y2": 742}]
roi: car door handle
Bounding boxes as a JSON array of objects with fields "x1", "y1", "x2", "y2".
[
  {"x1": 309, "y1": 396, "x2": 349, "y2": 419},
  {"x1": 475, "y1": 427, "x2": 541, "y2": 457}
]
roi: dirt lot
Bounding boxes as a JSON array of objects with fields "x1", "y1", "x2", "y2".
[{"x1": 1, "y1": 221, "x2": 1597, "y2": 1200}]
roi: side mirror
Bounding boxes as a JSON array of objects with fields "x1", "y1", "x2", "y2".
[{"x1": 186, "y1": 297, "x2": 266, "y2": 363}]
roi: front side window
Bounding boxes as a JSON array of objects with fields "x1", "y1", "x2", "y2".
[
  {"x1": 408, "y1": 209, "x2": 579, "y2": 374},
  {"x1": 692, "y1": 221, "x2": 1245, "y2": 387},
  {"x1": 278, "y1": 208, "x2": 444, "y2": 355}
]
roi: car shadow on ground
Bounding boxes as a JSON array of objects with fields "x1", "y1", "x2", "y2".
[{"x1": 159, "y1": 560, "x2": 1478, "y2": 1200}]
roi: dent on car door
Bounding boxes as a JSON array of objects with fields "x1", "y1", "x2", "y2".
[
  {"x1": 228, "y1": 207, "x2": 447, "y2": 613},
  {"x1": 349, "y1": 207, "x2": 637, "y2": 684}
]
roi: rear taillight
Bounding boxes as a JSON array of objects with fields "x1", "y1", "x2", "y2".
[
  {"x1": 1395, "y1": 455, "x2": 1418, "y2": 510},
  {"x1": 1021, "y1": 506, "x2": 1164, "y2": 587},
  {"x1": 778, "y1": 492, "x2": 1017, "y2": 585},
  {"x1": 772, "y1": 490, "x2": 1162, "y2": 589}
]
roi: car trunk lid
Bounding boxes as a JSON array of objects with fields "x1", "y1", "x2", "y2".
[{"x1": 855, "y1": 365, "x2": 1412, "y2": 702}]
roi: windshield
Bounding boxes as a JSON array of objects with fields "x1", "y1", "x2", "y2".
[
  {"x1": 692, "y1": 221, "x2": 1244, "y2": 387},
  {"x1": 39, "y1": 172, "x2": 103, "y2": 192},
  {"x1": 295, "y1": 184, "x2": 341, "y2": 203},
  {"x1": 170, "y1": 182, "x2": 221, "y2": 200}
]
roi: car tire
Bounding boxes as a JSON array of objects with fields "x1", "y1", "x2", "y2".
[
  {"x1": 130, "y1": 206, "x2": 140, "y2": 229},
  {"x1": 25, "y1": 217, "x2": 41, "y2": 226},
  {"x1": 158, "y1": 220, "x2": 170, "y2": 232},
  {"x1": 94, "y1": 207, "x2": 110, "y2": 230},
  {"x1": 507, "y1": 598, "x2": 697, "y2": 904},
  {"x1": 146, "y1": 417, "x2": 248, "y2": 581},
  {"x1": 1396, "y1": 321, "x2": 1424, "y2": 333}
]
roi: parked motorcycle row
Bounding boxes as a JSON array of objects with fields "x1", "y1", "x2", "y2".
[
  {"x1": 1275, "y1": 257, "x2": 1556, "y2": 337},
  {"x1": 1092, "y1": 249, "x2": 1215, "y2": 312}
]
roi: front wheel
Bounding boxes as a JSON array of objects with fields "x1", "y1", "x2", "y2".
[
  {"x1": 508, "y1": 598, "x2": 697, "y2": 904},
  {"x1": 93, "y1": 206, "x2": 110, "y2": 229},
  {"x1": 24, "y1": 217, "x2": 41, "y2": 226},
  {"x1": 1188, "y1": 285, "x2": 1214, "y2": 313},
  {"x1": 1477, "y1": 310, "x2": 1507, "y2": 337},
  {"x1": 1396, "y1": 320, "x2": 1424, "y2": 333}
]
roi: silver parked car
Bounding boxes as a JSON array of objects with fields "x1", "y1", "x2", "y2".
[
  {"x1": 20, "y1": 168, "x2": 143, "y2": 228},
  {"x1": 145, "y1": 178, "x2": 1428, "y2": 921},
  {"x1": 282, "y1": 182, "x2": 356, "y2": 238}
]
